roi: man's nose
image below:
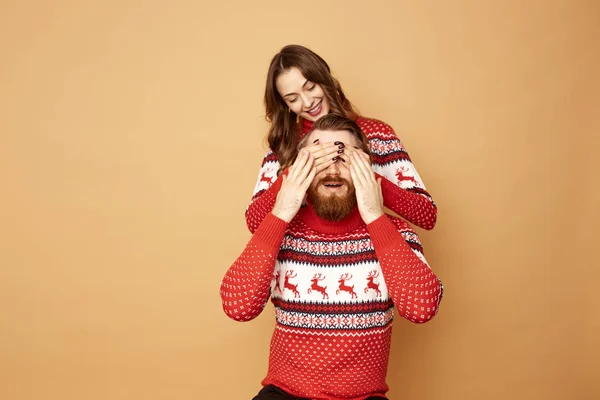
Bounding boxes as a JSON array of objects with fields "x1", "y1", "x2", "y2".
[{"x1": 325, "y1": 160, "x2": 341, "y2": 175}]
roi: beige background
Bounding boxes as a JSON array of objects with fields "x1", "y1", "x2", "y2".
[{"x1": 1, "y1": 1, "x2": 599, "y2": 399}]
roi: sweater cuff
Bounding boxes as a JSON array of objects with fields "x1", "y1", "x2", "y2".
[
  {"x1": 263, "y1": 166, "x2": 291, "y2": 197},
  {"x1": 268, "y1": 173, "x2": 284, "y2": 193},
  {"x1": 366, "y1": 214, "x2": 403, "y2": 252},
  {"x1": 252, "y1": 212, "x2": 289, "y2": 248},
  {"x1": 267, "y1": 167, "x2": 288, "y2": 195}
]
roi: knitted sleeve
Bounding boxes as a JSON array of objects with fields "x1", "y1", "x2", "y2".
[
  {"x1": 245, "y1": 150, "x2": 284, "y2": 234},
  {"x1": 366, "y1": 215, "x2": 443, "y2": 324},
  {"x1": 220, "y1": 213, "x2": 288, "y2": 322},
  {"x1": 358, "y1": 118, "x2": 438, "y2": 230}
]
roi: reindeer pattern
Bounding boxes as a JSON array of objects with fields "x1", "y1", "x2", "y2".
[
  {"x1": 251, "y1": 163, "x2": 279, "y2": 196},
  {"x1": 271, "y1": 265, "x2": 388, "y2": 302},
  {"x1": 259, "y1": 168, "x2": 274, "y2": 185},
  {"x1": 394, "y1": 165, "x2": 422, "y2": 188}
]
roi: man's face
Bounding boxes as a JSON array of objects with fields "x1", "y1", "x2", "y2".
[{"x1": 304, "y1": 129, "x2": 362, "y2": 221}]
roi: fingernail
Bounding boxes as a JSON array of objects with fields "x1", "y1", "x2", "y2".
[
  {"x1": 337, "y1": 149, "x2": 344, "y2": 154},
  {"x1": 332, "y1": 157, "x2": 338, "y2": 161},
  {"x1": 338, "y1": 144, "x2": 345, "y2": 149},
  {"x1": 313, "y1": 139, "x2": 319, "y2": 143},
  {"x1": 334, "y1": 141, "x2": 343, "y2": 145},
  {"x1": 339, "y1": 158, "x2": 346, "y2": 163},
  {"x1": 353, "y1": 146, "x2": 359, "y2": 149}
]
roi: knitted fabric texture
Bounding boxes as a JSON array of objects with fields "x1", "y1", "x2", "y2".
[
  {"x1": 221, "y1": 207, "x2": 443, "y2": 399},
  {"x1": 245, "y1": 117, "x2": 437, "y2": 234}
]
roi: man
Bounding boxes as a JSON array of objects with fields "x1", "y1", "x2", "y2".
[{"x1": 220, "y1": 115, "x2": 443, "y2": 400}]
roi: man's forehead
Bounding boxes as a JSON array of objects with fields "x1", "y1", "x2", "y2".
[{"x1": 307, "y1": 129, "x2": 360, "y2": 146}]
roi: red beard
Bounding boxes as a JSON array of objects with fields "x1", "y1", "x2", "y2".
[{"x1": 307, "y1": 176, "x2": 357, "y2": 221}]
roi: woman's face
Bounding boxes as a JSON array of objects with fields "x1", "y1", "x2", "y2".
[{"x1": 275, "y1": 67, "x2": 330, "y2": 122}]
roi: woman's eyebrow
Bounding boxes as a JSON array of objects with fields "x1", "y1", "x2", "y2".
[{"x1": 284, "y1": 80, "x2": 309, "y2": 97}]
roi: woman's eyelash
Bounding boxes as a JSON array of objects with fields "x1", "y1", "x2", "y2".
[{"x1": 287, "y1": 84, "x2": 314, "y2": 102}]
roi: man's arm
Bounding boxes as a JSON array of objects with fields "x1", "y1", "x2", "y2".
[
  {"x1": 220, "y1": 149, "x2": 316, "y2": 321},
  {"x1": 367, "y1": 216, "x2": 442, "y2": 323},
  {"x1": 350, "y1": 151, "x2": 442, "y2": 323},
  {"x1": 220, "y1": 213, "x2": 288, "y2": 321}
]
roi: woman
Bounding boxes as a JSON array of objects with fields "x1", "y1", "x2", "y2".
[{"x1": 245, "y1": 45, "x2": 436, "y2": 233}]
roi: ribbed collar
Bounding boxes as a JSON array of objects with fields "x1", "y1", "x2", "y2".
[{"x1": 299, "y1": 118, "x2": 314, "y2": 139}]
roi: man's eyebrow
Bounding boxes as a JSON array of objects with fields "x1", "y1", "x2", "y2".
[{"x1": 284, "y1": 80, "x2": 308, "y2": 97}]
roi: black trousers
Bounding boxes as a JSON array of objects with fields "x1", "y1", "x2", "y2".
[{"x1": 252, "y1": 385, "x2": 387, "y2": 400}]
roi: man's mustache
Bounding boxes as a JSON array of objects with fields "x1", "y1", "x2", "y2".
[{"x1": 317, "y1": 177, "x2": 351, "y2": 185}]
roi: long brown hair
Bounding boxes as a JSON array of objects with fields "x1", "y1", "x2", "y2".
[{"x1": 264, "y1": 45, "x2": 358, "y2": 173}]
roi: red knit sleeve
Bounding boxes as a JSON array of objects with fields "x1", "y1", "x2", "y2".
[
  {"x1": 245, "y1": 175, "x2": 283, "y2": 234},
  {"x1": 366, "y1": 215, "x2": 443, "y2": 323},
  {"x1": 358, "y1": 118, "x2": 438, "y2": 230},
  {"x1": 378, "y1": 173, "x2": 438, "y2": 230},
  {"x1": 245, "y1": 150, "x2": 287, "y2": 233},
  {"x1": 220, "y1": 213, "x2": 288, "y2": 322}
]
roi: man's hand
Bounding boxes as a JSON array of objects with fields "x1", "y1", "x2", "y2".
[
  {"x1": 271, "y1": 149, "x2": 316, "y2": 223},
  {"x1": 350, "y1": 151, "x2": 384, "y2": 224}
]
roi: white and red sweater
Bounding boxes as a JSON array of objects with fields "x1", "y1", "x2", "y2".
[
  {"x1": 246, "y1": 117, "x2": 437, "y2": 234},
  {"x1": 221, "y1": 205, "x2": 443, "y2": 399}
]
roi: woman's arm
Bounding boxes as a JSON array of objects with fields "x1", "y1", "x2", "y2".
[
  {"x1": 245, "y1": 142, "x2": 340, "y2": 233},
  {"x1": 358, "y1": 118, "x2": 438, "y2": 230},
  {"x1": 245, "y1": 150, "x2": 283, "y2": 233}
]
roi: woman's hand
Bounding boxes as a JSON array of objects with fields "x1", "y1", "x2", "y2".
[
  {"x1": 334, "y1": 144, "x2": 369, "y2": 166},
  {"x1": 303, "y1": 140, "x2": 346, "y2": 174},
  {"x1": 350, "y1": 151, "x2": 383, "y2": 225},
  {"x1": 271, "y1": 149, "x2": 316, "y2": 223}
]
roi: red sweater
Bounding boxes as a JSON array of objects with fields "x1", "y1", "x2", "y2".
[
  {"x1": 245, "y1": 117, "x2": 437, "y2": 234},
  {"x1": 221, "y1": 206, "x2": 443, "y2": 399}
]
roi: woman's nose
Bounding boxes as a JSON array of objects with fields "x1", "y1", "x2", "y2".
[{"x1": 301, "y1": 94, "x2": 312, "y2": 109}]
